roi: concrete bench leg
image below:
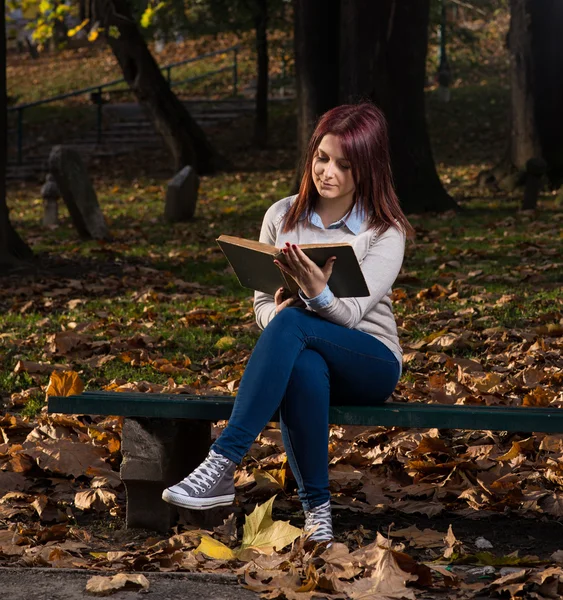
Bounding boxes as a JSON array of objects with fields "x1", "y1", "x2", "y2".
[{"x1": 120, "y1": 417, "x2": 211, "y2": 532}]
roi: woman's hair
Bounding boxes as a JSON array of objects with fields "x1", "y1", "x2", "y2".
[{"x1": 283, "y1": 103, "x2": 414, "y2": 238}]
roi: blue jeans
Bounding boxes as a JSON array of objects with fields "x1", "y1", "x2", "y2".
[{"x1": 212, "y1": 307, "x2": 401, "y2": 510}]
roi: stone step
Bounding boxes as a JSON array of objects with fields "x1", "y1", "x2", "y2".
[
  {"x1": 103, "y1": 100, "x2": 256, "y2": 120},
  {"x1": 76, "y1": 135, "x2": 161, "y2": 144},
  {"x1": 4, "y1": 97, "x2": 292, "y2": 181},
  {"x1": 6, "y1": 168, "x2": 42, "y2": 181}
]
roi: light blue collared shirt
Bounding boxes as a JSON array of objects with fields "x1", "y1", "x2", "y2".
[{"x1": 298, "y1": 204, "x2": 365, "y2": 309}]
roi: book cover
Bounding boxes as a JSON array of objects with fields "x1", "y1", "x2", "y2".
[{"x1": 217, "y1": 235, "x2": 369, "y2": 298}]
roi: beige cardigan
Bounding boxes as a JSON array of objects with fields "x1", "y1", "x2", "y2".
[{"x1": 253, "y1": 196, "x2": 405, "y2": 365}]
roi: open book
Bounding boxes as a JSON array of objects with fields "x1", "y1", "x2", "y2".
[{"x1": 216, "y1": 235, "x2": 369, "y2": 297}]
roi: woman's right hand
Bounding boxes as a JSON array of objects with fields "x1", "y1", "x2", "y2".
[{"x1": 274, "y1": 287, "x2": 302, "y2": 314}]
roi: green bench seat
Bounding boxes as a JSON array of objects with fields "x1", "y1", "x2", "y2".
[{"x1": 47, "y1": 391, "x2": 563, "y2": 532}]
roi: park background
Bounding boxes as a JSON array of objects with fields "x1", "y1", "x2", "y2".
[{"x1": 1, "y1": 1, "x2": 563, "y2": 598}]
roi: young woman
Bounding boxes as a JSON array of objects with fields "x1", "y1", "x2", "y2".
[{"x1": 162, "y1": 103, "x2": 414, "y2": 543}]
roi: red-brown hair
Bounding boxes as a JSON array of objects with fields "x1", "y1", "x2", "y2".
[{"x1": 284, "y1": 103, "x2": 414, "y2": 238}]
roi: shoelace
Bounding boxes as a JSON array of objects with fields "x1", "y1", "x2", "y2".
[
  {"x1": 182, "y1": 450, "x2": 230, "y2": 494},
  {"x1": 304, "y1": 500, "x2": 333, "y2": 542}
]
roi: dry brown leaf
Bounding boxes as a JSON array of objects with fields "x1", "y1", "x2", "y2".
[
  {"x1": 31, "y1": 494, "x2": 64, "y2": 522},
  {"x1": 0, "y1": 529, "x2": 27, "y2": 556},
  {"x1": 390, "y1": 525, "x2": 445, "y2": 549},
  {"x1": 523, "y1": 386, "x2": 555, "y2": 407},
  {"x1": 75, "y1": 488, "x2": 118, "y2": 512},
  {"x1": 321, "y1": 543, "x2": 361, "y2": 580},
  {"x1": 346, "y1": 538, "x2": 417, "y2": 599},
  {"x1": 0, "y1": 471, "x2": 27, "y2": 496},
  {"x1": 244, "y1": 569, "x2": 302, "y2": 594},
  {"x1": 481, "y1": 568, "x2": 528, "y2": 596},
  {"x1": 443, "y1": 524, "x2": 465, "y2": 560},
  {"x1": 13, "y1": 361, "x2": 68, "y2": 375},
  {"x1": 85, "y1": 573, "x2": 150, "y2": 595},
  {"x1": 541, "y1": 493, "x2": 563, "y2": 518},
  {"x1": 24, "y1": 438, "x2": 107, "y2": 477},
  {"x1": 471, "y1": 372, "x2": 503, "y2": 393}
]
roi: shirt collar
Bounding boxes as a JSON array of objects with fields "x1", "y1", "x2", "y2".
[{"x1": 299, "y1": 203, "x2": 365, "y2": 236}]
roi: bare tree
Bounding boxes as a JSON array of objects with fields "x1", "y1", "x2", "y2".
[
  {"x1": 93, "y1": 0, "x2": 227, "y2": 174},
  {"x1": 0, "y1": 0, "x2": 33, "y2": 270}
]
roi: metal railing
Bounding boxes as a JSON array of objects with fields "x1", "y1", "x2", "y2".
[{"x1": 7, "y1": 44, "x2": 240, "y2": 166}]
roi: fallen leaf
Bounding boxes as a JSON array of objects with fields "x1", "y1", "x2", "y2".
[
  {"x1": 85, "y1": 573, "x2": 149, "y2": 595},
  {"x1": 24, "y1": 439, "x2": 107, "y2": 477},
  {"x1": 75, "y1": 489, "x2": 117, "y2": 512},
  {"x1": 194, "y1": 535, "x2": 236, "y2": 560},
  {"x1": 45, "y1": 371, "x2": 84, "y2": 398},
  {"x1": 240, "y1": 496, "x2": 302, "y2": 553}
]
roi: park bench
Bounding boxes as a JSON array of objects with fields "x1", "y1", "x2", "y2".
[{"x1": 48, "y1": 391, "x2": 563, "y2": 532}]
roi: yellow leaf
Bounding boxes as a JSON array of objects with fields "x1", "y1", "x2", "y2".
[
  {"x1": 496, "y1": 437, "x2": 535, "y2": 462},
  {"x1": 252, "y1": 459, "x2": 287, "y2": 492},
  {"x1": 45, "y1": 370, "x2": 84, "y2": 398},
  {"x1": 88, "y1": 29, "x2": 99, "y2": 42},
  {"x1": 194, "y1": 535, "x2": 236, "y2": 560},
  {"x1": 67, "y1": 18, "x2": 89, "y2": 37},
  {"x1": 215, "y1": 336, "x2": 236, "y2": 350},
  {"x1": 240, "y1": 496, "x2": 302, "y2": 553},
  {"x1": 424, "y1": 328, "x2": 449, "y2": 342},
  {"x1": 472, "y1": 372, "x2": 503, "y2": 393}
]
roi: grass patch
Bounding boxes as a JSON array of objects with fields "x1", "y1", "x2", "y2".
[{"x1": 3, "y1": 13, "x2": 562, "y2": 403}]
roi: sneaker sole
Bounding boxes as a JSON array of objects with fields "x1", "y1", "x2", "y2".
[{"x1": 162, "y1": 488, "x2": 235, "y2": 510}]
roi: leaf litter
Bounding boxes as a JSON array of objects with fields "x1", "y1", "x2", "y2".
[{"x1": 2, "y1": 13, "x2": 563, "y2": 599}]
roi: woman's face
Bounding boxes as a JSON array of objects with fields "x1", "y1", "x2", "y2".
[{"x1": 312, "y1": 134, "x2": 356, "y2": 206}]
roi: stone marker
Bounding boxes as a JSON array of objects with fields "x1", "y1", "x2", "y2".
[
  {"x1": 48, "y1": 145, "x2": 112, "y2": 240},
  {"x1": 164, "y1": 165, "x2": 199, "y2": 223},
  {"x1": 40, "y1": 173, "x2": 60, "y2": 226}
]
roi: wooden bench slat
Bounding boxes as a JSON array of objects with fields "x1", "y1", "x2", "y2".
[{"x1": 47, "y1": 392, "x2": 563, "y2": 433}]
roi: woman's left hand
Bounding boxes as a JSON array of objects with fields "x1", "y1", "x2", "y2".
[{"x1": 274, "y1": 242, "x2": 336, "y2": 299}]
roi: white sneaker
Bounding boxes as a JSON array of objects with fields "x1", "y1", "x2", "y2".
[
  {"x1": 304, "y1": 500, "x2": 333, "y2": 542},
  {"x1": 162, "y1": 449, "x2": 236, "y2": 510}
]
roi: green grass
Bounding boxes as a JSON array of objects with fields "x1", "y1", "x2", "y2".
[
  {"x1": 21, "y1": 393, "x2": 45, "y2": 418},
  {"x1": 2, "y1": 154, "x2": 561, "y2": 402},
  {"x1": 3, "y1": 10, "x2": 562, "y2": 404}
]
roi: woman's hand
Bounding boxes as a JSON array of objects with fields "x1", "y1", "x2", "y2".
[
  {"x1": 274, "y1": 242, "x2": 336, "y2": 299},
  {"x1": 274, "y1": 287, "x2": 304, "y2": 314}
]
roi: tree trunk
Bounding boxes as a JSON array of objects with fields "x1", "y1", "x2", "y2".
[
  {"x1": 93, "y1": 0, "x2": 226, "y2": 174},
  {"x1": 340, "y1": 0, "x2": 456, "y2": 213},
  {"x1": 253, "y1": 0, "x2": 268, "y2": 148},
  {"x1": 530, "y1": 0, "x2": 563, "y2": 185},
  {"x1": 481, "y1": 0, "x2": 562, "y2": 192},
  {"x1": 509, "y1": 0, "x2": 540, "y2": 171},
  {"x1": 0, "y1": 0, "x2": 33, "y2": 270},
  {"x1": 292, "y1": 0, "x2": 340, "y2": 189}
]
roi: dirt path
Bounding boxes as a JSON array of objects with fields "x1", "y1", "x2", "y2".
[{"x1": 0, "y1": 568, "x2": 258, "y2": 600}]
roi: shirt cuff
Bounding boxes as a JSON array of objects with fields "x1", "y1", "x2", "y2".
[{"x1": 299, "y1": 285, "x2": 335, "y2": 310}]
